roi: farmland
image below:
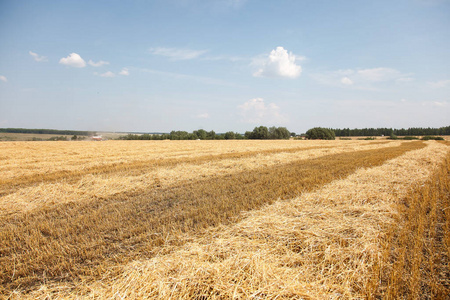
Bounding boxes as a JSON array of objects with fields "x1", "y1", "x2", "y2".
[{"x1": 0, "y1": 140, "x2": 449, "y2": 298}]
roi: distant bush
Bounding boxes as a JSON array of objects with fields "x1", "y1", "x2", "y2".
[
  {"x1": 402, "y1": 136, "x2": 419, "y2": 140},
  {"x1": 358, "y1": 137, "x2": 376, "y2": 140},
  {"x1": 305, "y1": 127, "x2": 335, "y2": 140},
  {"x1": 339, "y1": 137, "x2": 352, "y2": 140},
  {"x1": 421, "y1": 136, "x2": 444, "y2": 140},
  {"x1": 389, "y1": 133, "x2": 398, "y2": 140},
  {"x1": 48, "y1": 136, "x2": 68, "y2": 141}
]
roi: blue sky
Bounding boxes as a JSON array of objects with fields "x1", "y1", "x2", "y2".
[{"x1": 0, "y1": 0, "x2": 449, "y2": 134}]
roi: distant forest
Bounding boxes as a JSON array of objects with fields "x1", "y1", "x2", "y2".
[
  {"x1": 0, "y1": 128, "x2": 95, "y2": 136},
  {"x1": 332, "y1": 126, "x2": 450, "y2": 137}
]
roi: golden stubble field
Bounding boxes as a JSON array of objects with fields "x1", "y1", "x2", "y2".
[{"x1": 0, "y1": 139, "x2": 449, "y2": 299}]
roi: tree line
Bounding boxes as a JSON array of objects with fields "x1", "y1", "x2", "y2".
[
  {"x1": 0, "y1": 128, "x2": 95, "y2": 136},
  {"x1": 332, "y1": 126, "x2": 450, "y2": 137},
  {"x1": 119, "y1": 126, "x2": 293, "y2": 140}
]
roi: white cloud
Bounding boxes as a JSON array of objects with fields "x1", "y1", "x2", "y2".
[
  {"x1": 357, "y1": 67, "x2": 404, "y2": 82},
  {"x1": 93, "y1": 68, "x2": 128, "y2": 77},
  {"x1": 149, "y1": 47, "x2": 208, "y2": 60},
  {"x1": 0, "y1": 75, "x2": 7, "y2": 82},
  {"x1": 119, "y1": 68, "x2": 129, "y2": 76},
  {"x1": 417, "y1": 100, "x2": 449, "y2": 108},
  {"x1": 59, "y1": 53, "x2": 86, "y2": 68},
  {"x1": 88, "y1": 60, "x2": 110, "y2": 67},
  {"x1": 98, "y1": 71, "x2": 115, "y2": 78},
  {"x1": 431, "y1": 101, "x2": 448, "y2": 107},
  {"x1": 428, "y1": 79, "x2": 450, "y2": 88},
  {"x1": 238, "y1": 98, "x2": 287, "y2": 124},
  {"x1": 253, "y1": 47, "x2": 302, "y2": 79},
  {"x1": 341, "y1": 77, "x2": 353, "y2": 85},
  {"x1": 29, "y1": 51, "x2": 48, "y2": 62},
  {"x1": 94, "y1": 71, "x2": 115, "y2": 77},
  {"x1": 313, "y1": 67, "x2": 413, "y2": 89}
]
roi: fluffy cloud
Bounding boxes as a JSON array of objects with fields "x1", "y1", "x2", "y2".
[
  {"x1": 119, "y1": 68, "x2": 129, "y2": 76},
  {"x1": 238, "y1": 98, "x2": 287, "y2": 124},
  {"x1": 59, "y1": 53, "x2": 86, "y2": 68},
  {"x1": 341, "y1": 77, "x2": 353, "y2": 85},
  {"x1": 0, "y1": 75, "x2": 7, "y2": 82},
  {"x1": 253, "y1": 47, "x2": 303, "y2": 79},
  {"x1": 149, "y1": 47, "x2": 208, "y2": 60},
  {"x1": 94, "y1": 68, "x2": 129, "y2": 78},
  {"x1": 29, "y1": 51, "x2": 48, "y2": 62},
  {"x1": 96, "y1": 71, "x2": 115, "y2": 78},
  {"x1": 428, "y1": 79, "x2": 450, "y2": 88},
  {"x1": 88, "y1": 60, "x2": 110, "y2": 67}
]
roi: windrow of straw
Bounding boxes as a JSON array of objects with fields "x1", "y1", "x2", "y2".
[
  {"x1": 374, "y1": 149, "x2": 450, "y2": 298},
  {"x1": 0, "y1": 140, "x2": 335, "y2": 183},
  {"x1": 54, "y1": 141, "x2": 446, "y2": 300},
  {"x1": 0, "y1": 140, "x2": 398, "y2": 216},
  {"x1": 0, "y1": 140, "x2": 389, "y2": 194},
  {"x1": 0, "y1": 141, "x2": 425, "y2": 296}
]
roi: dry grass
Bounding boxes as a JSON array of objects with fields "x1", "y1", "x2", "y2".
[
  {"x1": 1, "y1": 140, "x2": 448, "y2": 299},
  {"x1": 375, "y1": 150, "x2": 450, "y2": 298},
  {"x1": 0, "y1": 140, "x2": 396, "y2": 215},
  {"x1": 64, "y1": 141, "x2": 446, "y2": 300},
  {"x1": 0, "y1": 140, "x2": 389, "y2": 187}
]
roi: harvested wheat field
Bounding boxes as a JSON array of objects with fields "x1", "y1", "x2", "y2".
[{"x1": 1, "y1": 140, "x2": 449, "y2": 299}]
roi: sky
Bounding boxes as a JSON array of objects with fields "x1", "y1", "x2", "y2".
[{"x1": 0, "y1": 0, "x2": 449, "y2": 134}]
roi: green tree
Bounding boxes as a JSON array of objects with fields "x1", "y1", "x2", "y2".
[
  {"x1": 305, "y1": 127, "x2": 335, "y2": 140},
  {"x1": 275, "y1": 127, "x2": 290, "y2": 139},
  {"x1": 193, "y1": 129, "x2": 207, "y2": 140},
  {"x1": 248, "y1": 126, "x2": 269, "y2": 139},
  {"x1": 206, "y1": 130, "x2": 216, "y2": 140},
  {"x1": 224, "y1": 131, "x2": 236, "y2": 140},
  {"x1": 268, "y1": 126, "x2": 290, "y2": 139}
]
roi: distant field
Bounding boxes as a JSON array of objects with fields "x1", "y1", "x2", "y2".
[
  {"x1": 0, "y1": 132, "x2": 124, "y2": 141},
  {"x1": 0, "y1": 140, "x2": 448, "y2": 298},
  {"x1": 0, "y1": 132, "x2": 76, "y2": 141}
]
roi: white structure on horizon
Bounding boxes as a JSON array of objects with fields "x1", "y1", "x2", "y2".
[{"x1": 91, "y1": 135, "x2": 103, "y2": 141}]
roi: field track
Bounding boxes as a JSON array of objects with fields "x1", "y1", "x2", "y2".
[{"x1": 0, "y1": 140, "x2": 448, "y2": 298}]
